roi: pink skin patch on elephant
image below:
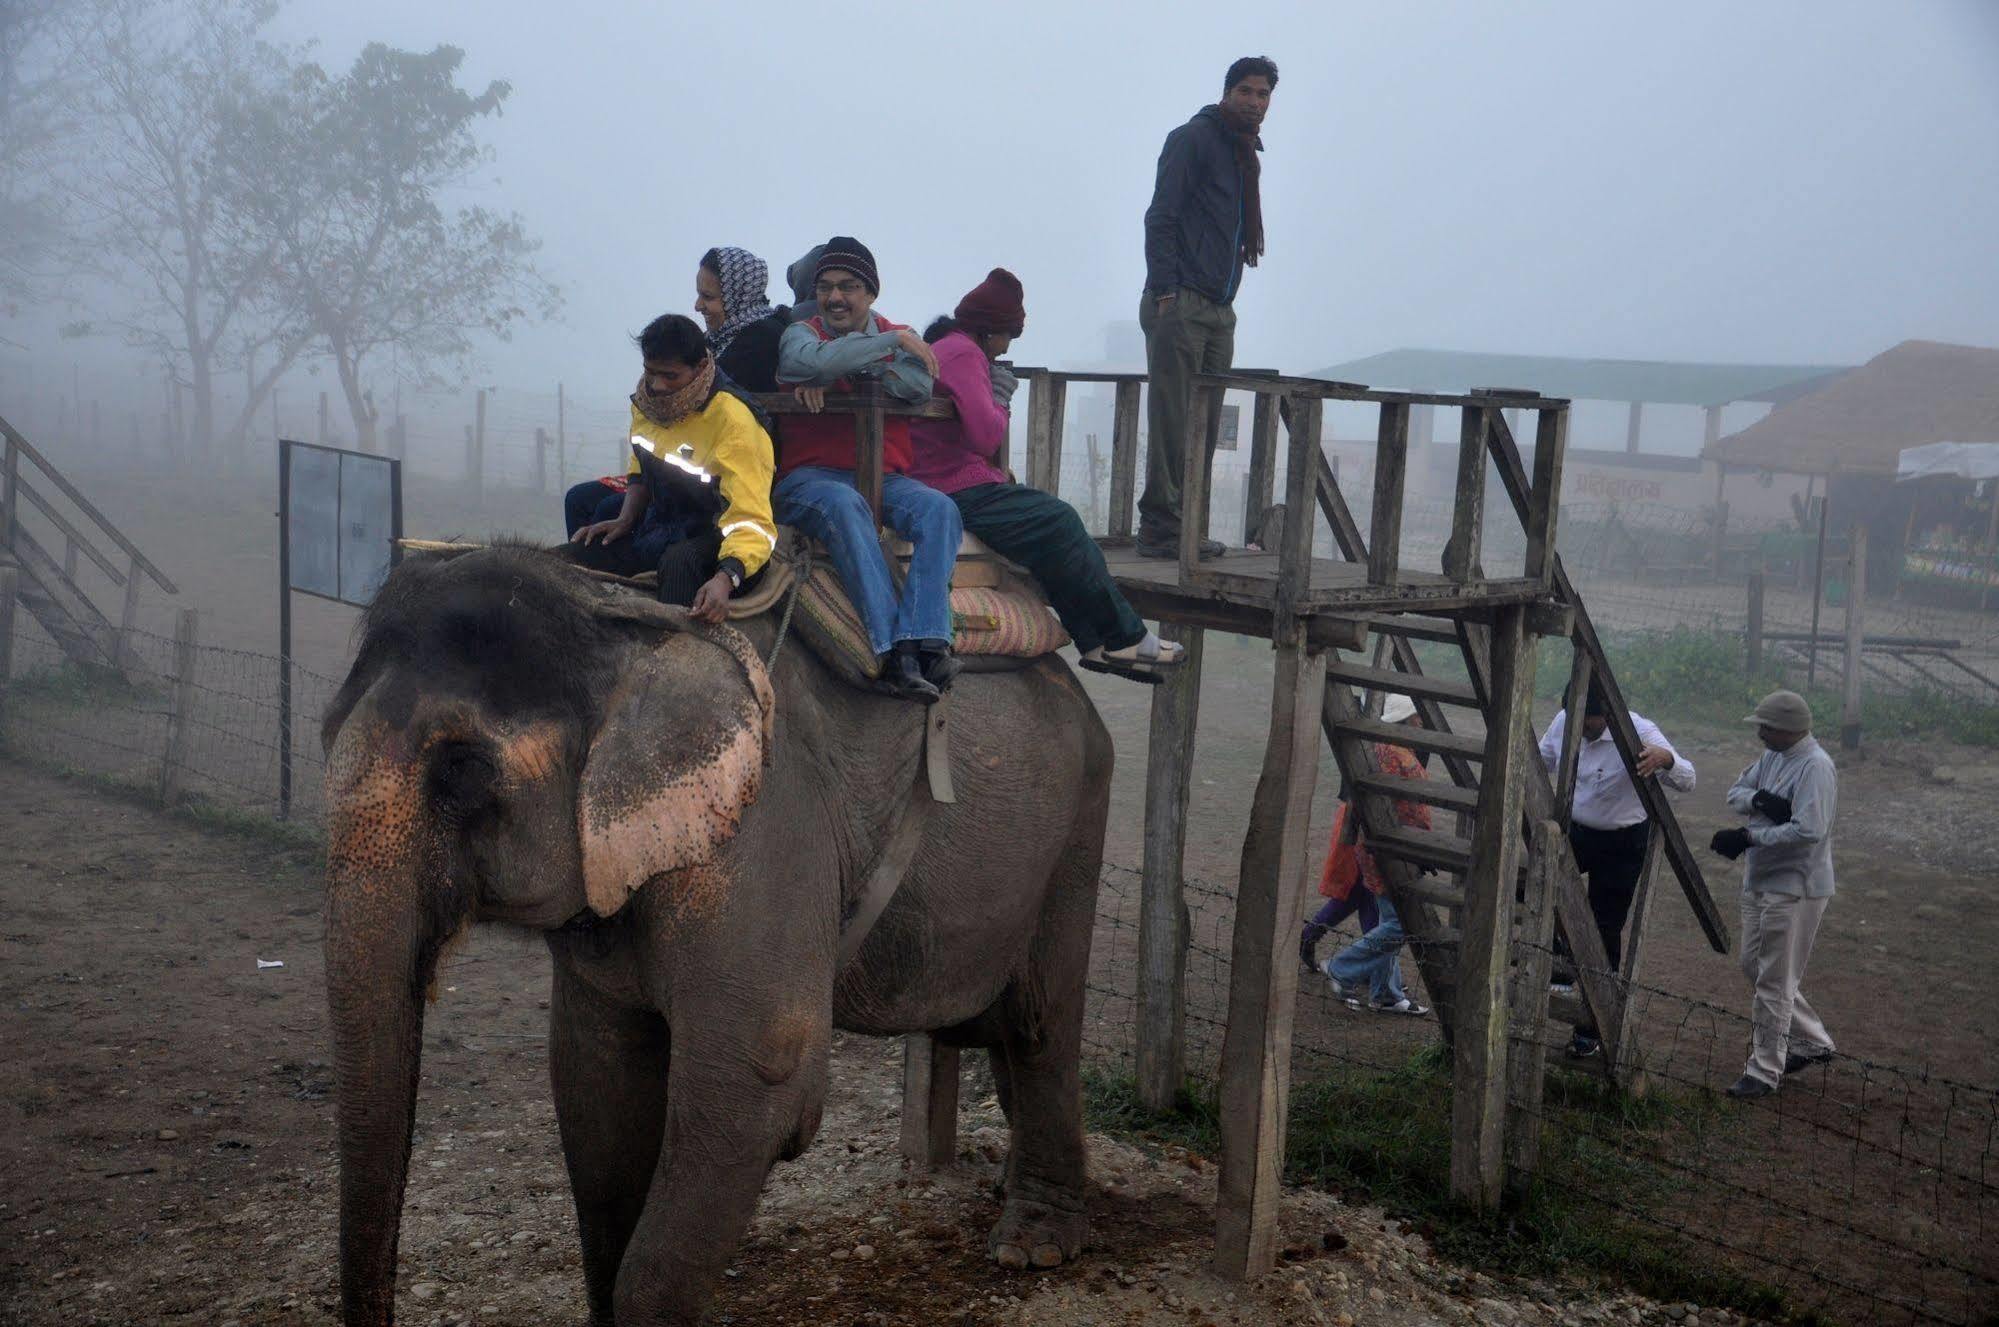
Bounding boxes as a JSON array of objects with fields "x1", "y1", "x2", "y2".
[
  {"x1": 495, "y1": 721, "x2": 565, "y2": 788},
  {"x1": 325, "y1": 717, "x2": 434, "y2": 901}
]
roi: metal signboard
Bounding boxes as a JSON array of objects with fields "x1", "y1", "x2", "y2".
[{"x1": 281, "y1": 439, "x2": 401, "y2": 606}]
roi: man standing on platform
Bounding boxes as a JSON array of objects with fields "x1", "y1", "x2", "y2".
[
  {"x1": 1538, "y1": 685, "x2": 1695, "y2": 1060},
  {"x1": 1710, "y1": 690, "x2": 1838, "y2": 1100},
  {"x1": 1134, "y1": 55, "x2": 1276, "y2": 560}
]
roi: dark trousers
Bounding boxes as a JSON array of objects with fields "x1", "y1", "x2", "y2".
[
  {"x1": 1566, "y1": 819, "x2": 1649, "y2": 1037},
  {"x1": 564, "y1": 479, "x2": 625, "y2": 536},
  {"x1": 558, "y1": 524, "x2": 746, "y2": 607},
  {"x1": 952, "y1": 482, "x2": 1146, "y2": 655}
]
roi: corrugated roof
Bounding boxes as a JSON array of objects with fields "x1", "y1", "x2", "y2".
[
  {"x1": 1310, "y1": 348, "x2": 1848, "y2": 408},
  {"x1": 1706, "y1": 340, "x2": 1999, "y2": 477}
]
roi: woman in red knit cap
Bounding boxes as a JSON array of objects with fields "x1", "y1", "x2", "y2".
[{"x1": 910, "y1": 268, "x2": 1185, "y2": 680}]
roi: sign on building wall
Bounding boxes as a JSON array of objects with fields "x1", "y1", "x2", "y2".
[{"x1": 1217, "y1": 403, "x2": 1241, "y2": 452}]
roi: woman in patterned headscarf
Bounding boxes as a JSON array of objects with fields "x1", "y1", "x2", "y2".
[{"x1": 695, "y1": 246, "x2": 790, "y2": 392}]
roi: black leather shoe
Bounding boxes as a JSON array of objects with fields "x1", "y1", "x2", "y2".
[
  {"x1": 1725, "y1": 1074, "x2": 1776, "y2": 1100},
  {"x1": 917, "y1": 640, "x2": 962, "y2": 691},
  {"x1": 1136, "y1": 534, "x2": 1226, "y2": 561},
  {"x1": 1784, "y1": 1044, "x2": 1834, "y2": 1074},
  {"x1": 882, "y1": 646, "x2": 940, "y2": 704}
]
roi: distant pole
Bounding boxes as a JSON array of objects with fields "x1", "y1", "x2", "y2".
[
  {"x1": 557, "y1": 381, "x2": 567, "y2": 487},
  {"x1": 271, "y1": 388, "x2": 279, "y2": 444},
  {"x1": 1841, "y1": 522, "x2": 1867, "y2": 750},
  {"x1": 535, "y1": 426, "x2": 549, "y2": 493},
  {"x1": 277, "y1": 442, "x2": 294, "y2": 821},
  {"x1": 1806, "y1": 476, "x2": 1832, "y2": 688},
  {"x1": 474, "y1": 388, "x2": 487, "y2": 497},
  {"x1": 1745, "y1": 571, "x2": 1765, "y2": 674},
  {"x1": 0, "y1": 566, "x2": 17, "y2": 732},
  {"x1": 318, "y1": 391, "x2": 329, "y2": 445}
]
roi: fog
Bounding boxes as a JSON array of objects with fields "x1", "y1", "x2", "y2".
[{"x1": 6, "y1": 0, "x2": 1999, "y2": 441}]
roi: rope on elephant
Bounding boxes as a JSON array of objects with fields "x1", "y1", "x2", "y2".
[{"x1": 764, "y1": 541, "x2": 811, "y2": 669}]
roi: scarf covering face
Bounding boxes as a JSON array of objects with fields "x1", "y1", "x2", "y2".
[
  {"x1": 708, "y1": 247, "x2": 774, "y2": 355},
  {"x1": 1211, "y1": 103, "x2": 1265, "y2": 268},
  {"x1": 632, "y1": 354, "x2": 718, "y2": 430}
]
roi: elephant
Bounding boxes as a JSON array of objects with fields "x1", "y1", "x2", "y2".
[{"x1": 319, "y1": 544, "x2": 1112, "y2": 1325}]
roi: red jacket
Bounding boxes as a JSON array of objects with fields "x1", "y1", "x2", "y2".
[{"x1": 777, "y1": 314, "x2": 915, "y2": 478}]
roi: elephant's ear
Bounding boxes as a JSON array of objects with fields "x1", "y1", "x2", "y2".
[{"x1": 576, "y1": 625, "x2": 776, "y2": 918}]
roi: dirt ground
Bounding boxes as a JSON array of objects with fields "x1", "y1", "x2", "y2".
[{"x1": 2, "y1": 760, "x2": 1785, "y2": 1327}]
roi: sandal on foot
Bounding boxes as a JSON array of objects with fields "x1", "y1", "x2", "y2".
[{"x1": 1080, "y1": 634, "x2": 1186, "y2": 683}]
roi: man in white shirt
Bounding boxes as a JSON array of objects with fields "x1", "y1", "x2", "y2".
[
  {"x1": 1710, "y1": 689, "x2": 1838, "y2": 1100},
  {"x1": 1538, "y1": 685, "x2": 1695, "y2": 1058}
]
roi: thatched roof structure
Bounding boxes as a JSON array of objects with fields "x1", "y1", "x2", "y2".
[{"x1": 1706, "y1": 340, "x2": 1999, "y2": 477}]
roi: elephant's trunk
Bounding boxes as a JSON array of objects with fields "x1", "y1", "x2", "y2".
[{"x1": 323, "y1": 714, "x2": 467, "y2": 1326}]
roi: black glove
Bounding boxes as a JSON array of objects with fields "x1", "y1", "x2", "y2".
[
  {"x1": 1710, "y1": 827, "x2": 1752, "y2": 860},
  {"x1": 1750, "y1": 790, "x2": 1793, "y2": 824}
]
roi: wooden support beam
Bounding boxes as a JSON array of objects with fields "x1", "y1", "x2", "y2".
[
  {"x1": 116, "y1": 551, "x2": 143, "y2": 673},
  {"x1": 1624, "y1": 401, "x2": 1643, "y2": 454},
  {"x1": 1555, "y1": 645, "x2": 1592, "y2": 829},
  {"x1": 1444, "y1": 406, "x2": 1488, "y2": 581},
  {"x1": 1243, "y1": 392, "x2": 1281, "y2": 545},
  {"x1": 899, "y1": 1034, "x2": 961, "y2": 1169},
  {"x1": 1177, "y1": 385, "x2": 1223, "y2": 584},
  {"x1": 856, "y1": 393, "x2": 887, "y2": 526},
  {"x1": 1525, "y1": 408, "x2": 1568, "y2": 584},
  {"x1": 1135, "y1": 625, "x2": 1205, "y2": 1110},
  {"x1": 1609, "y1": 823, "x2": 1665, "y2": 1091},
  {"x1": 1842, "y1": 522, "x2": 1867, "y2": 750},
  {"x1": 1113, "y1": 582, "x2": 1363, "y2": 650},
  {"x1": 1214, "y1": 643, "x2": 1328, "y2": 1279},
  {"x1": 1506, "y1": 818, "x2": 1565, "y2": 1189},
  {"x1": 1368, "y1": 403, "x2": 1410, "y2": 585},
  {"x1": 1110, "y1": 380, "x2": 1141, "y2": 539},
  {"x1": 1274, "y1": 397, "x2": 1322, "y2": 626},
  {"x1": 1026, "y1": 374, "x2": 1069, "y2": 496},
  {"x1": 0, "y1": 566, "x2": 16, "y2": 731},
  {"x1": 1451, "y1": 603, "x2": 1535, "y2": 1208},
  {"x1": 157, "y1": 607, "x2": 199, "y2": 806}
]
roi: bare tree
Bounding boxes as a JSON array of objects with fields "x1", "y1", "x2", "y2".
[
  {"x1": 65, "y1": 0, "x2": 310, "y2": 460},
  {"x1": 0, "y1": 0, "x2": 79, "y2": 323},
  {"x1": 257, "y1": 43, "x2": 558, "y2": 451}
]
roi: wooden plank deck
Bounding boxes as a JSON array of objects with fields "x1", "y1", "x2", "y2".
[{"x1": 1100, "y1": 541, "x2": 1556, "y2": 621}]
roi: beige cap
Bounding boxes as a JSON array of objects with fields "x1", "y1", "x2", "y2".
[{"x1": 1744, "y1": 689, "x2": 1811, "y2": 732}]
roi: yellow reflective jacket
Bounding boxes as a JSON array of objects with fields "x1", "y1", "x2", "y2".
[{"x1": 626, "y1": 393, "x2": 778, "y2": 578}]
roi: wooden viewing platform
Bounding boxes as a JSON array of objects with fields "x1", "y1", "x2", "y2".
[{"x1": 748, "y1": 363, "x2": 1728, "y2": 1279}]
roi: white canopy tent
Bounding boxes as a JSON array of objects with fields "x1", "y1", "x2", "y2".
[{"x1": 1894, "y1": 441, "x2": 1999, "y2": 483}]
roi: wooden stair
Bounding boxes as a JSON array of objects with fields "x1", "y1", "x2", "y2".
[{"x1": 0, "y1": 530, "x2": 120, "y2": 669}]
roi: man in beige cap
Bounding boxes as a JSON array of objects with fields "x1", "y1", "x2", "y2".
[{"x1": 1709, "y1": 689, "x2": 1838, "y2": 1099}]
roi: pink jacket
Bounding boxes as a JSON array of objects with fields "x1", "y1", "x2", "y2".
[{"x1": 908, "y1": 331, "x2": 1010, "y2": 494}]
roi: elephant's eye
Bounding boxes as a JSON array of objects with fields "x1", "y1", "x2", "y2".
[{"x1": 430, "y1": 741, "x2": 498, "y2": 813}]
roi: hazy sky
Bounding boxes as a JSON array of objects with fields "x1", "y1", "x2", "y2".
[{"x1": 242, "y1": 0, "x2": 1999, "y2": 406}]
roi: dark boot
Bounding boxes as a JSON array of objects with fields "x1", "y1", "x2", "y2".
[
  {"x1": 916, "y1": 638, "x2": 961, "y2": 691},
  {"x1": 881, "y1": 642, "x2": 941, "y2": 704}
]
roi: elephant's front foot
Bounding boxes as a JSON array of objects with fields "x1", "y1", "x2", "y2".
[{"x1": 987, "y1": 1189, "x2": 1087, "y2": 1270}]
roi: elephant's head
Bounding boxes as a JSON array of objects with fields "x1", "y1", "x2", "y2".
[{"x1": 317, "y1": 546, "x2": 773, "y2": 1323}]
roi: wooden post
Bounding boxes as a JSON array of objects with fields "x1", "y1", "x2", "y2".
[
  {"x1": 855, "y1": 386, "x2": 886, "y2": 526},
  {"x1": 1109, "y1": 380, "x2": 1141, "y2": 539},
  {"x1": 1176, "y1": 384, "x2": 1221, "y2": 584},
  {"x1": 1710, "y1": 465, "x2": 1730, "y2": 580},
  {"x1": 157, "y1": 607, "x2": 199, "y2": 806},
  {"x1": 1806, "y1": 478, "x2": 1831, "y2": 687},
  {"x1": 1084, "y1": 431, "x2": 1103, "y2": 532},
  {"x1": 0, "y1": 566, "x2": 16, "y2": 732},
  {"x1": 318, "y1": 391, "x2": 329, "y2": 444},
  {"x1": 1367, "y1": 402, "x2": 1410, "y2": 585},
  {"x1": 1746, "y1": 572, "x2": 1765, "y2": 673},
  {"x1": 1554, "y1": 645, "x2": 1592, "y2": 828},
  {"x1": 1452, "y1": 602, "x2": 1535, "y2": 1208},
  {"x1": 898, "y1": 1034, "x2": 960, "y2": 1169},
  {"x1": 557, "y1": 381, "x2": 567, "y2": 487},
  {"x1": 116, "y1": 551, "x2": 143, "y2": 673},
  {"x1": 1025, "y1": 373, "x2": 1068, "y2": 496},
  {"x1": 1703, "y1": 404, "x2": 1723, "y2": 452},
  {"x1": 473, "y1": 389, "x2": 488, "y2": 498},
  {"x1": 1135, "y1": 624, "x2": 1205, "y2": 1111},
  {"x1": 1842, "y1": 522, "x2": 1867, "y2": 750},
  {"x1": 535, "y1": 426, "x2": 549, "y2": 494},
  {"x1": 1214, "y1": 643, "x2": 1328, "y2": 1279},
  {"x1": 1609, "y1": 823, "x2": 1665, "y2": 1090},
  {"x1": 1242, "y1": 391, "x2": 1280, "y2": 545},
  {"x1": 64, "y1": 538, "x2": 78, "y2": 580},
  {"x1": 1525, "y1": 408, "x2": 1568, "y2": 584},
  {"x1": 1444, "y1": 405, "x2": 1488, "y2": 581},
  {"x1": 1, "y1": 431, "x2": 16, "y2": 547},
  {"x1": 1505, "y1": 819, "x2": 1563, "y2": 1188},
  {"x1": 1624, "y1": 401, "x2": 1643, "y2": 454}
]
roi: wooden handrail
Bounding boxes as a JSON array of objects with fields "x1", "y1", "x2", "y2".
[
  {"x1": 13, "y1": 476, "x2": 127, "y2": 586},
  {"x1": 1479, "y1": 410, "x2": 1729, "y2": 952},
  {"x1": 0, "y1": 414, "x2": 179, "y2": 594},
  {"x1": 1190, "y1": 372, "x2": 1570, "y2": 412},
  {"x1": 744, "y1": 389, "x2": 959, "y2": 525}
]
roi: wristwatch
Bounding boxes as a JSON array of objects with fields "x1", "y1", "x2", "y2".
[{"x1": 718, "y1": 557, "x2": 745, "y2": 593}]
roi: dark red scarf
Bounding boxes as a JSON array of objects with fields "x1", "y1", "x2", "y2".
[{"x1": 1213, "y1": 103, "x2": 1265, "y2": 267}]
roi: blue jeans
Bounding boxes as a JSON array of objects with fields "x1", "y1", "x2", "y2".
[
  {"x1": 773, "y1": 466, "x2": 962, "y2": 656},
  {"x1": 1330, "y1": 893, "x2": 1409, "y2": 1005}
]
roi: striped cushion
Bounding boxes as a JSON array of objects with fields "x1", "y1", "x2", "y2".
[{"x1": 791, "y1": 566, "x2": 1070, "y2": 686}]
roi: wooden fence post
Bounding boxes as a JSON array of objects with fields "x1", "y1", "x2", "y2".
[
  {"x1": 116, "y1": 552, "x2": 143, "y2": 672},
  {"x1": 1242, "y1": 391, "x2": 1279, "y2": 545},
  {"x1": 1109, "y1": 380, "x2": 1141, "y2": 539},
  {"x1": 157, "y1": 607, "x2": 199, "y2": 806},
  {"x1": 535, "y1": 427, "x2": 549, "y2": 494},
  {"x1": 1746, "y1": 572, "x2": 1765, "y2": 674},
  {"x1": 1368, "y1": 402, "x2": 1409, "y2": 584},
  {"x1": 1444, "y1": 405, "x2": 1488, "y2": 581},
  {"x1": 1842, "y1": 523, "x2": 1867, "y2": 750},
  {"x1": 473, "y1": 389, "x2": 488, "y2": 498},
  {"x1": 0, "y1": 566, "x2": 16, "y2": 734},
  {"x1": 1135, "y1": 624, "x2": 1205, "y2": 1111},
  {"x1": 1452, "y1": 601, "x2": 1536, "y2": 1208},
  {"x1": 899, "y1": 1033, "x2": 960, "y2": 1169},
  {"x1": 1505, "y1": 818, "x2": 1563, "y2": 1189}
]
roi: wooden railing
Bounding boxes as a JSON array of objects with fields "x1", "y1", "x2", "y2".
[
  {"x1": 1, "y1": 414, "x2": 179, "y2": 668},
  {"x1": 745, "y1": 385, "x2": 953, "y2": 522}
]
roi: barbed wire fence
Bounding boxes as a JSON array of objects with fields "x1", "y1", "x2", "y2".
[{"x1": 1084, "y1": 864, "x2": 1999, "y2": 1326}]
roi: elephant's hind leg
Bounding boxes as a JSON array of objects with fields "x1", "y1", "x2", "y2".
[
  {"x1": 987, "y1": 829, "x2": 1101, "y2": 1271},
  {"x1": 549, "y1": 958, "x2": 669, "y2": 1327}
]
